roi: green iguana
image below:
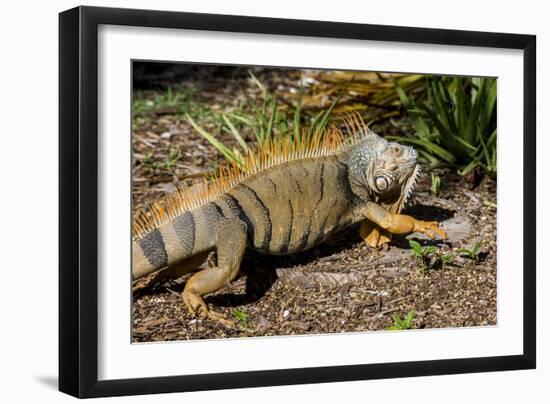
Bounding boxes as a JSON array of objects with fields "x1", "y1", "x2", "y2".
[{"x1": 132, "y1": 115, "x2": 446, "y2": 325}]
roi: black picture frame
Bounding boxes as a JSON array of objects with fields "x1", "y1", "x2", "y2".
[{"x1": 59, "y1": 5, "x2": 536, "y2": 398}]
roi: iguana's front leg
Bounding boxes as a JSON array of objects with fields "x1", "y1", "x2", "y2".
[
  {"x1": 359, "y1": 220, "x2": 392, "y2": 248},
  {"x1": 182, "y1": 220, "x2": 248, "y2": 326},
  {"x1": 361, "y1": 202, "x2": 447, "y2": 242}
]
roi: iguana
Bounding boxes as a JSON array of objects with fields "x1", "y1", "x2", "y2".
[{"x1": 132, "y1": 116, "x2": 446, "y2": 325}]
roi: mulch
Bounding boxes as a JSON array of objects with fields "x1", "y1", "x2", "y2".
[{"x1": 131, "y1": 67, "x2": 497, "y2": 342}]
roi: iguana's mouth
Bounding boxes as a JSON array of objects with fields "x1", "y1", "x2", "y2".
[
  {"x1": 392, "y1": 163, "x2": 421, "y2": 214},
  {"x1": 404, "y1": 164, "x2": 420, "y2": 204}
]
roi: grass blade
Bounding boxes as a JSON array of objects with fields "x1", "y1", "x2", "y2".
[
  {"x1": 294, "y1": 78, "x2": 304, "y2": 145},
  {"x1": 221, "y1": 114, "x2": 249, "y2": 152},
  {"x1": 185, "y1": 113, "x2": 241, "y2": 166},
  {"x1": 225, "y1": 112, "x2": 254, "y2": 126},
  {"x1": 248, "y1": 71, "x2": 267, "y2": 100},
  {"x1": 479, "y1": 78, "x2": 497, "y2": 136},
  {"x1": 458, "y1": 160, "x2": 478, "y2": 176},
  {"x1": 265, "y1": 98, "x2": 278, "y2": 142},
  {"x1": 454, "y1": 77, "x2": 467, "y2": 139},
  {"x1": 395, "y1": 81, "x2": 431, "y2": 140},
  {"x1": 464, "y1": 78, "x2": 486, "y2": 146},
  {"x1": 314, "y1": 79, "x2": 352, "y2": 133}
]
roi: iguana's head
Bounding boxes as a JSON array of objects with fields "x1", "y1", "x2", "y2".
[{"x1": 347, "y1": 130, "x2": 420, "y2": 213}]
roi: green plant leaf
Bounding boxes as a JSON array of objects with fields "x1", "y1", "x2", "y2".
[
  {"x1": 265, "y1": 98, "x2": 278, "y2": 143},
  {"x1": 185, "y1": 113, "x2": 242, "y2": 166},
  {"x1": 454, "y1": 77, "x2": 467, "y2": 139},
  {"x1": 424, "y1": 246, "x2": 436, "y2": 255},
  {"x1": 464, "y1": 78, "x2": 486, "y2": 146},
  {"x1": 232, "y1": 308, "x2": 249, "y2": 324},
  {"x1": 441, "y1": 253, "x2": 456, "y2": 264},
  {"x1": 408, "y1": 239, "x2": 423, "y2": 255},
  {"x1": 225, "y1": 112, "x2": 254, "y2": 126},
  {"x1": 314, "y1": 80, "x2": 351, "y2": 134},
  {"x1": 479, "y1": 78, "x2": 497, "y2": 137},
  {"x1": 394, "y1": 75, "x2": 496, "y2": 178},
  {"x1": 248, "y1": 71, "x2": 267, "y2": 99},
  {"x1": 221, "y1": 114, "x2": 249, "y2": 152},
  {"x1": 392, "y1": 313, "x2": 403, "y2": 327},
  {"x1": 395, "y1": 81, "x2": 431, "y2": 140},
  {"x1": 416, "y1": 149, "x2": 441, "y2": 167},
  {"x1": 422, "y1": 105, "x2": 471, "y2": 160},
  {"x1": 430, "y1": 173, "x2": 441, "y2": 196},
  {"x1": 429, "y1": 79, "x2": 455, "y2": 135},
  {"x1": 472, "y1": 240, "x2": 483, "y2": 256},
  {"x1": 278, "y1": 111, "x2": 289, "y2": 138},
  {"x1": 387, "y1": 310, "x2": 415, "y2": 330},
  {"x1": 458, "y1": 160, "x2": 478, "y2": 176},
  {"x1": 404, "y1": 309, "x2": 415, "y2": 326},
  {"x1": 294, "y1": 78, "x2": 304, "y2": 144}
]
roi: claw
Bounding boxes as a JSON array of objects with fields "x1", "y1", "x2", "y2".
[
  {"x1": 183, "y1": 291, "x2": 234, "y2": 327},
  {"x1": 207, "y1": 310, "x2": 235, "y2": 327},
  {"x1": 417, "y1": 220, "x2": 447, "y2": 240}
]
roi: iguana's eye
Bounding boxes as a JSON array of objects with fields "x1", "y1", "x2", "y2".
[{"x1": 375, "y1": 176, "x2": 389, "y2": 191}]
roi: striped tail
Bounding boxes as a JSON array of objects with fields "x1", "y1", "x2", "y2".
[{"x1": 132, "y1": 206, "x2": 218, "y2": 279}]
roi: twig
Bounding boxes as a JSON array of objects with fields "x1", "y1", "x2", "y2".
[
  {"x1": 367, "y1": 306, "x2": 400, "y2": 321},
  {"x1": 166, "y1": 288, "x2": 181, "y2": 298},
  {"x1": 386, "y1": 296, "x2": 411, "y2": 306}
]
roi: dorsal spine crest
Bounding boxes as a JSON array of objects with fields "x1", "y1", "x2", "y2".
[{"x1": 133, "y1": 114, "x2": 375, "y2": 241}]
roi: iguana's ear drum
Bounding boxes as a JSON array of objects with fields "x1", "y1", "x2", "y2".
[
  {"x1": 375, "y1": 175, "x2": 389, "y2": 191},
  {"x1": 373, "y1": 172, "x2": 394, "y2": 193}
]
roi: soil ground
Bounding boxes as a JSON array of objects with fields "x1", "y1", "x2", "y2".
[{"x1": 131, "y1": 66, "x2": 497, "y2": 342}]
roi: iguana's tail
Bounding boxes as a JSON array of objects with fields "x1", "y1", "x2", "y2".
[{"x1": 132, "y1": 206, "x2": 217, "y2": 279}]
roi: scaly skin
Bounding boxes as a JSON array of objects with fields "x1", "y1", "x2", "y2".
[{"x1": 132, "y1": 129, "x2": 446, "y2": 325}]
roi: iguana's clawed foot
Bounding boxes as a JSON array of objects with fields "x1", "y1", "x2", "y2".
[
  {"x1": 359, "y1": 216, "x2": 446, "y2": 247},
  {"x1": 183, "y1": 292, "x2": 234, "y2": 327},
  {"x1": 414, "y1": 220, "x2": 447, "y2": 240},
  {"x1": 359, "y1": 220, "x2": 392, "y2": 248},
  {"x1": 204, "y1": 309, "x2": 234, "y2": 327}
]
